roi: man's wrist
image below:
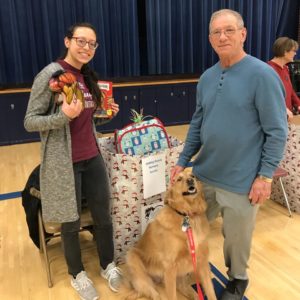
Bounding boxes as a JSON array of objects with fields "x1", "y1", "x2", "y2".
[{"x1": 257, "y1": 175, "x2": 273, "y2": 183}]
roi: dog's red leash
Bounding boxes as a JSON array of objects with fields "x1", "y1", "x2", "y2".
[{"x1": 182, "y1": 216, "x2": 205, "y2": 300}]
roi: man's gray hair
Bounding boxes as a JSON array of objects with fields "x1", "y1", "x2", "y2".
[{"x1": 209, "y1": 9, "x2": 244, "y2": 32}]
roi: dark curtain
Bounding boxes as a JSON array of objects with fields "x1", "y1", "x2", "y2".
[
  {"x1": 145, "y1": 0, "x2": 300, "y2": 75},
  {"x1": 0, "y1": 0, "x2": 299, "y2": 87},
  {"x1": 0, "y1": 0, "x2": 140, "y2": 87}
]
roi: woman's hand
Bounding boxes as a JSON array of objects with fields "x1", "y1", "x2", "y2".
[
  {"x1": 110, "y1": 99, "x2": 119, "y2": 116},
  {"x1": 61, "y1": 93, "x2": 83, "y2": 120}
]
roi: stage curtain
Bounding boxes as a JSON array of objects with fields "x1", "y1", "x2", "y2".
[
  {"x1": 0, "y1": 0, "x2": 299, "y2": 87},
  {"x1": 0, "y1": 0, "x2": 140, "y2": 87},
  {"x1": 145, "y1": 0, "x2": 299, "y2": 75}
]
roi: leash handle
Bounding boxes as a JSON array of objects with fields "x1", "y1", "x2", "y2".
[{"x1": 186, "y1": 227, "x2": 205, "y2": 300}]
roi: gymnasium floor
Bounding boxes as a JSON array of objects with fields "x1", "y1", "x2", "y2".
[{"x1": 1, "y1": 125, "x2": 300, "y2": 300}]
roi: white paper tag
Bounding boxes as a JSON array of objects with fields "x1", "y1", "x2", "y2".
[{"x1": 142, "y1": 153, "x2": 166, "y2": 199}]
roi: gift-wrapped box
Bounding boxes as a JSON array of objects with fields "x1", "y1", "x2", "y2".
[{"x1": 98, "y1": 136, "x2": 184, "y2": 263}]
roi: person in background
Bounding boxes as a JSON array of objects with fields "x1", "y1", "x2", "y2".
[
  {"x1": 171, "y1": 9, "x2": 287, "y2": 300},
  {"x1": 24, "y1": 22, "x2": 121, "y2": 300},
  {"x1": 268, "y1": 37, "x2": 300, "y2": 121}
]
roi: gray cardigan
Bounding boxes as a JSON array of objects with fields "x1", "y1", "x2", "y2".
[{"x1": 24, "y1": 62, "x2": 104, "y2": 223}]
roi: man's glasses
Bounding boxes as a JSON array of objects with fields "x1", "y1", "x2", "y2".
[
  {"x1": 210, "y1": 28, "x2": 242, "y2": 39},
  {"x1": 71, "y1": 37, "x2": 99, "y2": 50}
]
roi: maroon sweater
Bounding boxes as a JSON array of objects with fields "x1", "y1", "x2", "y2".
[
  {"x1": 268, "y1": 60, "x2": 300, "y2": 111},
  {"x1": 58, "y1": 60, "x2": 99, "y2": 162}
]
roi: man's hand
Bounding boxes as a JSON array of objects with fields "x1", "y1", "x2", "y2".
[
  {"x1": 248, "y1": 177, "x2": 272, "y2": 205},
  {"x1": 287, "y1": 108, "x2": 294, "y2": 121},
  {"x1": 170, "y1": 165, "x2": 184, "y2": 184}
]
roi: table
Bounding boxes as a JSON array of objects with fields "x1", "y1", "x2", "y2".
[{"x1": 271, "y1": 115, "x2": 300, "y2": 213}]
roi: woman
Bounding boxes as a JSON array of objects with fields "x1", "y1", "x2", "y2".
[
  {"x1": 24, "y1": 23, "x2": 121, "y2": 300},
  {"x1": 268, "y1": 37, "x2": 300, "y2": 121}
]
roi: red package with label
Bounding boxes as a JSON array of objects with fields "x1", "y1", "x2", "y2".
[{"x1": 95, "y1": 81, "x2": 114, "y2": 118}]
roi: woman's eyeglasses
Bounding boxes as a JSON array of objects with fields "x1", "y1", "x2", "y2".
[{"x1": 71, "y1": 37, "x2": 99, "y2": 50}]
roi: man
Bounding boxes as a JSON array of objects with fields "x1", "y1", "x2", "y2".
[{"x1": 171, "y1": 9, "x2": 287, "y2": 300}]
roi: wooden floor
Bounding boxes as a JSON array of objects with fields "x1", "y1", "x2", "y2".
[{"x1": 1, "y1": 125, "x2": 300, "y2": 300}]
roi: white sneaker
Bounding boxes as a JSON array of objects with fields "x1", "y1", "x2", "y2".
[
  {"x1": 71, "y1": 271, "x2": 99, "y2": 300},
  {"x1": 100, "y1": 262, "x2": 123, "y2": 292}
]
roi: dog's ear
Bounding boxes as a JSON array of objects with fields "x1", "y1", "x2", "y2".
[{"x1": 164, "y1": 185, "x2": 173, "y2": 204}]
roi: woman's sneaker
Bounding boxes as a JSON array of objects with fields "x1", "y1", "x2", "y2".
[
  {"x1": 71, "y1": 271, "x2": 99, "y2": 300},
  {"x1": 100, "y1": 262, "x2": 123, "y2": 292}
]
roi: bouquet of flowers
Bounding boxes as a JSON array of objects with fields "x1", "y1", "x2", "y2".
[{"x1": 48, "y1": 70, "x2": 84, "y2": 106}]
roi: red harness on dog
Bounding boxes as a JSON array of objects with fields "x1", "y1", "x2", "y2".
[{"x1": 182, "y1": 215, "x2": 205, "y2": 300}]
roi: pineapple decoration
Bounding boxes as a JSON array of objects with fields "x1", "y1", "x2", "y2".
[
  {"x1": 130, "y1": 108, "x2": 145, "y2": 123},
  {"x1": 48, "y1": 70, "x2": 84, "y2": 107},
  {"x1": 129, "y1": 108, "x2": 153, "y2": 124}
]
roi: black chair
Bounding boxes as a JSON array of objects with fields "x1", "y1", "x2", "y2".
[{"x1": 30, "y1": 187, "x2": 94, "y2": 287}]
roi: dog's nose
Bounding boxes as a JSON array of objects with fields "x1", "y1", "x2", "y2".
[{"x1": 187, "y1": 178, "x2": 194, "y2": 186}]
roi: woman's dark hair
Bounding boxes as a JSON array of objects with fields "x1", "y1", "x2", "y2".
[
  {"x1": 272, "y1": 37, "x2": 299, "y2": 57},
  {"x1": 60, "y1": 22, "x2": 101, "y2": 107}
]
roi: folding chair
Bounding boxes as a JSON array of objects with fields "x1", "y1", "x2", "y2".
[
  {"x1": 30, "y1": 187, "x2": 94, "y2": 287},
  {"x1": 272, "y1": 167, "x2": 292, "y2": 217}
]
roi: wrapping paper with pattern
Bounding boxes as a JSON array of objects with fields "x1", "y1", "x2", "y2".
[
  {"x1": 98, "y1": 136, "x2": 184, "y2": 263},
  {"x1": 114, "y1": 118, "x2": 170, "y2": 155},
  {"x1": 271, "y1": 123, "x2": 300, "y2": 213}
]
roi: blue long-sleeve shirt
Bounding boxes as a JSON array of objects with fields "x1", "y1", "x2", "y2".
[{"x1": 178, "y1": 55, "x2": 288, "y2": 194}]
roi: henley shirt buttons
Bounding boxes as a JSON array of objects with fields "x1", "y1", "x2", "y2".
[{"x1": 219, "y1": 73, "x2": 225, "y2": 87}]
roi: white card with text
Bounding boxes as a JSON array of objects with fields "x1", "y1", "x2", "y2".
[{"x1": 142, "y1": 153, "x2": 166, "y2": 199}]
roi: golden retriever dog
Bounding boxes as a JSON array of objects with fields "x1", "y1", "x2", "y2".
[{"x1": 121, "y1": 169, "x2": 217, "y2": 300}]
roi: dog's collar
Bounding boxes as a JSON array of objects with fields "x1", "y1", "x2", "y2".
[
  {"x1": 172, "y1": 207, "x2": 197, "y2": 218},
  {"x1": 168, "y1": 205, "x2": 195, "y2": 218},
  {"x1": 173, "y1": 208, "x2": 188, "y2": 217},
  {"x1": 168, "y1": 206, "x2": 192, "y2": 232}
]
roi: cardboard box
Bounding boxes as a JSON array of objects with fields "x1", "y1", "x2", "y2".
[{"x1": 95, "y1": 81, "x2": 114, "y2": 118}]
